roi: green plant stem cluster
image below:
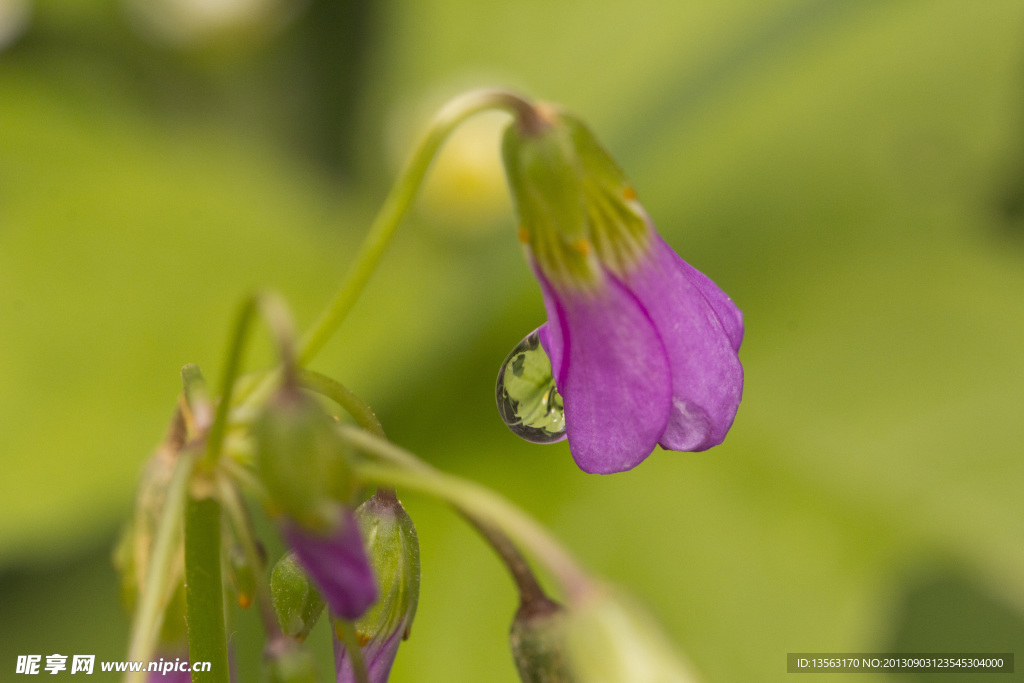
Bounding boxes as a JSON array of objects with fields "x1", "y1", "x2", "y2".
[{"x1": 122, "y1": 89, "x2": 594, "y2": 683}]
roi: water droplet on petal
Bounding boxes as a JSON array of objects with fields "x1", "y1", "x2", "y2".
[{"x1": 496, "y1": 331, "x2": 566, "y2": 443}]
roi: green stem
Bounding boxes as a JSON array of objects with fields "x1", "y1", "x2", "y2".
[
  {"x1": 206, "y1": 293, "x2": 296, "y2": 468},
  {"x1": 461, "y1": 513, "x2": 550, "y2": 606},
  {"x1": 336, "y1": 620, "x2": 371, "y2": 683},
  {"x1": 185, "y1": 495, "x2": 230, "y2": 683},
  {"x1": 343, "y1": 429, "x2": 592, "y2": 601},
  {"x1": 297, "y1": 89, "x2": 539, "y2": 366},
  {"x1": 125, "y1": 452, "x2": 195, "y2": 683},
  {"x1": 297, "y1": 368, "x2": 385, "y2": 438}
]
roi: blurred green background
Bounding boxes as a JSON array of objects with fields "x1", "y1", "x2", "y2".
[{"x1": 3, "y1": 0, "x2": 1024, "y2": 680}]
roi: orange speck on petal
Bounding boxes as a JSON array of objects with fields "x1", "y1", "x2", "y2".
[
  {"x1": 237, "y1": 594, "x2": 252, "y2": 609},
  {"x1": 622, "y1": 186, "x2": 637, "y2": 200},
  {"x1": 572, "y1": 238, "x2": 592, "y2": 255},
  {"x1": 518, "y1": 225, "x2": 530, "y2": 243},
  {"x1": 356, "y1": 632, "x2": 371, "y2": 646}
]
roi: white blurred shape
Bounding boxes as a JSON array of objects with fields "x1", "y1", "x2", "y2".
[
  {"x1": 0, "y1": 0, "x2": 31, "y2": 51},
  {"x1": 124, "y1": 0, "x2": 301, "y2": 47}
]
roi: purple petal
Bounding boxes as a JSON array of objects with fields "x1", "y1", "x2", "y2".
[
  {"x1": 333, "y1": 621, "x2": 406, "y2": 683},
  {"x1": 282, "y1": 512, "x2": 377, "y2": 620},
  {"x1": 672, "y1": 247, "x2": 744, "y2": 352},
  {"x1": 624, "y1": 234, "x2": 743, "y2": 451},
  {"x1": 538, "y1": 272, "x2": 672, "y2": 474}
]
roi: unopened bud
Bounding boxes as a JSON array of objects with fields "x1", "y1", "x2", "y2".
[
  {"x1": 253, "y1": 386, "x2": 352, "y2": 528},
  {"x1": 270, "y1": 552, "x2": 325, "y2": 641},
  {"x1": 334, "y1": 491, "x2": 420, "y2": 683},
  {"x1": 283, "y1": 510, "x2": 377, "y2": 621},
  {"x1": 510, "y1": 596, "x2": 574, "y2": 683}
]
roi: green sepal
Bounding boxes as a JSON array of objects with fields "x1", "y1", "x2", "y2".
[
  {"x1": 501, "y1": 107, "x2": 651, "y2": 290},
  {"x1": 270, "y1": 552, "x2": 326, "y2": 641},
  {"x1": 502, "y1": 114, "x2": 596, "y2": 290}
]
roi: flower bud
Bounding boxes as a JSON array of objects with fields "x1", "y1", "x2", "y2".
[
  {"x1": 509, "y1": 597, "x2": 574, "y2": 683},
  {"x1": 258, "y1": 386, "x2": 376, "y2": 621},
  {"x1": 253, "y1": 385, "x2": 353, "y2": 529},
  {"x1": 283, "y1": 510, "x2": 377, "y2": 621},
  {"x1": 562, "y1": 586, "x2": 700, "y2": 683},
  {"x1": 270, "y1": 552, "x2": 325, "y2": 641},
  {"x1": 333, "y1": 491, "x2": 420, "y2": 683}
]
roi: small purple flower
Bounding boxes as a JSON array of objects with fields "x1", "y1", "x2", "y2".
[
  {"x1": 282, "y1": 511, "x2": 377, "y2": 620},
  {"x1": 502, "y1": 108, "x2": 744, "y2": 474}
]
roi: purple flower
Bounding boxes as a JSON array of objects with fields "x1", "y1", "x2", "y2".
[
  {"x1": 282, "y1": 511, "x2": 377, "y2": 620},
  {"x1": 502, "y1": 108, "x2": 743, "y2": 473}
]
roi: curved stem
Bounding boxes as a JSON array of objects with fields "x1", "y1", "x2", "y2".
[
  {"x1": 342, "y1": 429, "x2": 592, "y2": 601},
  {"x1": 206, "y1": 293, "x2": 296, "y2": 468},
  {"x1": 298, "y1": 369, "x2": 403, "y2": 501},
  {"x1": 125, "y1": 451, "x2": 195, "y2": 683},
  {"x1": 461, "y1": 513, "x2": 550, "y2": 606},
  {"x1": 325, "y1": 413, "x2": 553, "y2": 601},
  {"x1": 297, "y1": 89, "x2": 537, "y2": 366},
  {"x1": 297, "y1": 368, "x2": 385, "y2": 438}
]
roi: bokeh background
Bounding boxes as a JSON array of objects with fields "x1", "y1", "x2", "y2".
[{"x1": 3, "y1": 1, "x2": 1024, "y2": 681}]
